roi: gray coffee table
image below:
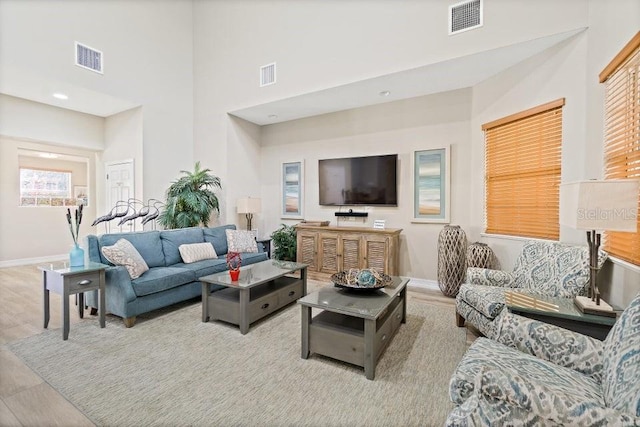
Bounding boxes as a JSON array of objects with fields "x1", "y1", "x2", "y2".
[
  {"x1": 200, "y1": 260, "x2": 307, "y2": 334},
  {"x1": 298, "y1": 276, "x2": 409, "y2": 380}
]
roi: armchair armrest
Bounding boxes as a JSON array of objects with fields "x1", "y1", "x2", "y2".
[
  {"x1": 474, "y1": 368, "x2": 637, "y2": 426},
  {"x1": 466, "y1": 267, "x2": 516, "y2": 287},
  {"x1": 494, "y1": 310, "x2": 604, "y2": 381}
]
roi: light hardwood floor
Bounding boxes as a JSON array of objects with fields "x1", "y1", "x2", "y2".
[{"x1": 0, "y1": 264, "x2": 479, "y2": 426}]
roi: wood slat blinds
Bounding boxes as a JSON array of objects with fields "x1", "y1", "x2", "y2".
[
  {"x1": 483, "y1": 99, "x2": 564, "y2": 240},
  {"x1": 601, "y1": 32, "x2": 640, "y2": 266}
]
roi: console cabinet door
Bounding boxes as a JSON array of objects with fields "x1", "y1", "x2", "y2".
[
  {"x1": 340, "y1": 234, "x2": 362, "y2": 271},
  {"x1": 297, "y1": 231, "x2": 318, "y2": 270},
  {"x1": 318, "y1": 233, "x2": 339, "y2": 274},
  {"x1": 363, "y1": 236, "x2": 390, "y2": 274}
]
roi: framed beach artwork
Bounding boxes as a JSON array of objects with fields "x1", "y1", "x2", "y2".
[
  {"x1": 412, "y1": 147, "x2": 450, "y2": 223},
  {"x1": 74, "y1": 186, "x2": 89, "y2": 206},
  {"x1": 281, "y1": 161, "x2": 304, "y2": 219}
]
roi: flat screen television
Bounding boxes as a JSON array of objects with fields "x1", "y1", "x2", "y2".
[{"x1": 318, "y1": 154, "x2": 398, "y2": 206}]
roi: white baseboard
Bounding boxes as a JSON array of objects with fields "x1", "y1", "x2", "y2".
[
  {"x1": 0, "y1": 254, "x2": 67, "y2": 268},
  {"x1": 407, "y1": 277, "x2": 440, "y2": 292}
]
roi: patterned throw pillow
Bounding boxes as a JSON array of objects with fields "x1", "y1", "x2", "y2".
[
  {"x1": 225, "y1": 229, "x2": 258, "y2": 253},
  {"x1": 178, "y1": 242, "x2": 217, "y2": 263},
  {"x1": 101, "y1": 238, "x2": 149, "y2": 279}
]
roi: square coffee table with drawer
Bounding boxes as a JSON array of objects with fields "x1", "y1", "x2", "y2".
[
  {"x1": 298, "y1": 276, "x2": 409, "y2": 380},
  {"x1": 200, "y1": 260, "x2": 307, "y2": 334}
]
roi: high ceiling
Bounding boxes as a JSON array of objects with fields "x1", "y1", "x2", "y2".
[{"x1": 0, "y1": 28, "x2": 583, "y2": 124}]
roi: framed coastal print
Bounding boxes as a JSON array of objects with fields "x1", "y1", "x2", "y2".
[
  {"x1": 281, "y1": 161, "x2": 304, "y2": 219},
  {"x1": 74, "y1": 186, "x2": 89, "y2": 206},
  {"x1": 412, "y1": 147, "x2": 450, "y2": 223}
]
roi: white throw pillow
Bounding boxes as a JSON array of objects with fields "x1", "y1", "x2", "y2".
[
  {"x1": 225, "y1": 229, "x2": 258, "y2": 253},
  {"x1": 179, "y1": 242, "x2": 217, "y2": 263},
  {"x1": 101, "y1": 238, "x2": 149, "y2": 279}
]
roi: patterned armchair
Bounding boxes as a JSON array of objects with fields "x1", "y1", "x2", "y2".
[
  {"x1": 455, "y1": 240, "x2": 607, "y2": 337},
  {"x1": 447, "y1": 293, "x2": 640, "y2": 426}
]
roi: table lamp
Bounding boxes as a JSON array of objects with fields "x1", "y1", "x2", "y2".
[
  {"x1": 560, "y1": 179, "x2": 639, "y2": 315},
  {"x1": 237, "y1": 197, "x2": 261, "y2": 231}
]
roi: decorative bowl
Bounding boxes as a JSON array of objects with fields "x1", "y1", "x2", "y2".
[{"x1": 331, "y1": 269, "x2": 392, "y2": 290}]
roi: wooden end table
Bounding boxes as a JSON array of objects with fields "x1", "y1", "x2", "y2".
[{"x1": 39, "y1": 261, "x2": 108, "y2": 340}]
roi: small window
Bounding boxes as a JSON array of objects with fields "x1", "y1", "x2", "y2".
[{"x1": 19, "y1": 168, "x2": 75, "y2": 207}]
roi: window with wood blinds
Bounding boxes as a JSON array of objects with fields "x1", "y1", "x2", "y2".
[
  {"x1": 482, "y1": 98, "x2": 564, "y2": 240},
  {"x1": 600, "y1": 32, "x2": 640, "y2": 266}
]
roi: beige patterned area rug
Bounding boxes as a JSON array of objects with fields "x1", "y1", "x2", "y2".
[{"x1": 8, "y1": 293, "x2": 467, "y2": 426}]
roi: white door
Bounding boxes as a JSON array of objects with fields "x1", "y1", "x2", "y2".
[{"x1": 105, "y1": 160, "x2": 135, "y2": 231}]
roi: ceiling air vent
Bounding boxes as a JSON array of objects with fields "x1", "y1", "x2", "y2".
[
  {"x1": 449, "y1": 0, "x2": 483, "y2": 35},
  {"x1": 75, "y1": 42, "x2": 103, "y2": 74},
  {"x1": 260, "y1": 62, "x2": 276, "y2": 87}
]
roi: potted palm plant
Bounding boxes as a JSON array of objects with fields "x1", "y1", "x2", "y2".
[
  {"x1": 270, "y1": 224, "x2": 297, "y2": 261},
  {"x1": 158, "y1": 162, "x2": 221, "y2": 229}
]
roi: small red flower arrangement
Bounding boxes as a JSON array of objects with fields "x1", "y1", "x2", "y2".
[{"x1": 226, "y1": 251, "x2": 242, "y2": 281}]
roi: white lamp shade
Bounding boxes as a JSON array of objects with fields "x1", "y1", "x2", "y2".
[
  {"x1": 560, "y1": 180, "x2": 639, "y2": 232},
  {"x1": 237, "y1": 197, "x2": 261, "y2": 214}
]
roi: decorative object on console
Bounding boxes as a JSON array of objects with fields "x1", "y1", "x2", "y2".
[
  {"x1": 159, "y1": 161, "x2": 221, "y2": 229},
  {"x1": 466, "y1": 242, "x2": 494, "y2": 269},
  {"x1": 561, "y1": 179, "x2": 639, "y2": 314},
  {"x1": 282, "y1": 161, "x2": 304, "y2": 219},
  {"x1": 226, "y1": 251, "x2": 242, "y2": 281},
  {"x1": 437, "y1": 225, "x2": 467, "y2": 297},
  {"x1": 373, "y1": 219, "x2": 386, "y2": 229},
  {"x1": 237, "y1": 197, "x2": 261, "y2": 231},
  {"x1": 270, "y1": 223, "x2": 297, "y2": 261},
  {"x1": 413, "y1": 146, "x2": 450, "y2": 223},
  {"x1": 331, "y1": 268, "x2": 392, "y2": 290},
  {"x1": 66, "y1": 205, "x2": 84, "y2": 267}
]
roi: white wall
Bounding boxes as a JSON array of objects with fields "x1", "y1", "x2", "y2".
[
  {"x1": 0, "y1": 94, "x2": 104, "y2": 150},
  {"x1": 0, "y1": 0, "x2": 194, "y2": 202},
  {"x1": 0, "y1": 137, "x2": 97, "y2": 265},
  {"x1": 99, "y1": 107, "x2": 144, "y2": 220},
  {"x1": 261, "y1": 89, "x2": 472, "y2": 280},
  {"x1": 193, "y1": 0, "x2": 589, "y2": 226}
]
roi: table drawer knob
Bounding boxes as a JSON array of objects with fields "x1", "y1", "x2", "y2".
[
  {"x1": 288, "y1": 291, "x2": 296, "y2": 297},
  {"x1": 261, "y1": 303, "x2": 270, "y2": 310},
  {"x1": 78, "y1": 279, "x2": 92, "y2": 286}
]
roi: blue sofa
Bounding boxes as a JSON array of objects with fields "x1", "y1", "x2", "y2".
[{"x1": 85, "y1": 225, "x2": 268, "y2": 327}]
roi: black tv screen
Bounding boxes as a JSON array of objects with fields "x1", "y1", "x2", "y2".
[{"x1": 319, "y1": 154, "x2": 398, "y2": 206}]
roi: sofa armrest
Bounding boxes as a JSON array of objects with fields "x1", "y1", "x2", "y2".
[
  {"x1": 104, "y1": 266, "x2": 137, "y2": 304},
  {"x1": 494, "y1": 310, "x2": 604, "y2": 381},
  {"x1": 466, "y1": 267, "x2": 516, "y2": 287}
]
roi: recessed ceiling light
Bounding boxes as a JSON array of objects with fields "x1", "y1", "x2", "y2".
[
  {"x1": 268, "y1": 114, "x2": 278, "y2": 119},
  {"x1": 53, "y1": 93, "x2": 68, "y2": 100},
  {"x1": 379, "y1": 91, "x2": 391, "y2": 97}
]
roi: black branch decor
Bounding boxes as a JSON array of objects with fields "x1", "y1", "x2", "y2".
[{"x1": 67, "y1": 204, "x2": 83, "y2": 245}]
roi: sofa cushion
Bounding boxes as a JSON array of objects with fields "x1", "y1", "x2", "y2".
[
  {"x1": 160, "y1": 228, "x2": 205, "y2": 265},
  {"x1": 450, "y1": 337, "x2": 604, "y2": 407},
  {"x1": 173, "y1": 259, "x2": 229, "y2": 278},
  {"x1": 203, "y1": 224, "x2": 236, "y2": 256},
  {"x1": 101, "y1": 238, "x2": 149, "y2": 279},
  {"x1": 98, "y1": 231, "x2": 165, "y2": 268},
  {"x1": 179, "y1": 242, "x2": 217, "y2": 263},
  {"x1": 131, "y1": 267, "x2": 197, "y2": 297},
  {"x1": 226, "y1": 229, "x2": 258, "y2": 253},
  {"x1": 602, "y1": 293, "x2": 640, "y2": 416}
]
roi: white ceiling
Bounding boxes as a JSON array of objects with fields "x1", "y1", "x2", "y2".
[
  {"x1": 230, "y1": 28, "x2": 585, "y2": 125},
  {"x1": 0, "y1": 28, "x2": 583, "y2": 122}
]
